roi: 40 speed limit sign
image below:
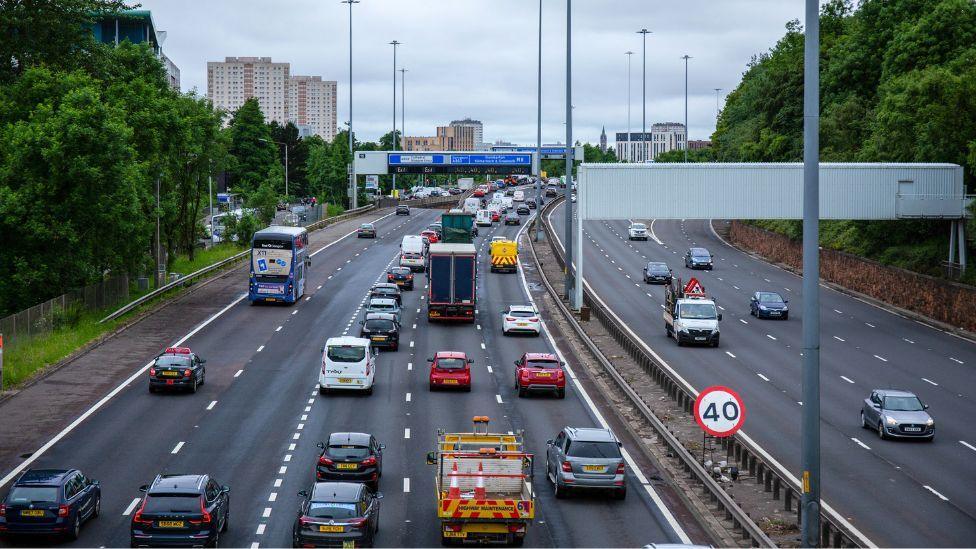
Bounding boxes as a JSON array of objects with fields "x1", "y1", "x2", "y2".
[{"x1": 694, "y1": 386, "x2": 746, "y2": 437}]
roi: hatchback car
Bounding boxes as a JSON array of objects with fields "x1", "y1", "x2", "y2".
[
  {"x1": 365, "y1": 297, "x2": 401, "y2": 324},
  {"x1": 526, "y1": 199, "x2": 537, "y2": 209},
  {"x1": 359, "y1": 313, "x2": 399, "y2": 351},
  {"x1": 515, "y1": 353, "x2": 566, "y2": 398},
  {"x1": 545, "y1": 187, "x2": 558, "y2": 198},
  {"x1": 504, "y1": 212, "x2": 521, "y2": 226},
  {"x1": 293, "y1": 483, "x2": 381, "y2": 548},
  {"x1": 684, "y1": 248, "x2": 713, "y2": 270},
  {"x1": 490, "y1": 210, "x2": 501, "y2": 222},
  {"x1": 546, "y1": 427, "x2": 626, "y2": 499},
  {"x1": 395, "y1": 205, "x2": 410, "y2": 215},
  {"x1": 502, "y1": 305, "x2": 541, "y2": 336},
  {"x1": 0, "y1": 469, "x2": 100, "y2": 540},
  {"x1": 420, "y1": 229, "x2": 440, "y2": 244},
  {"x1": 315, "y1": 433, "x2": 385, "y2": 489},
  {"x1": 516, "y1": 205, "x2": 531, "y2": 216},
  {"x1": 130, "y1": 474, "x2": 229, "y2": 548},
  {"x1": 357, "y1": 223, "x2": 377, "y2": 238},
  {"x1": 149, "y1": 347, "x2": 206, "y2": 394},
  {"x1": 861, "y1": 389, "x2": 934, "y2": 441},
  {"x1": 750, "y1": 291, "x2": 789, "y2": 319},
  {"x1": 386, "y1": 267, "x2": 414, "y2": 290},
  {"x1": 369, "y1": 283, "x2": 402, "y2": 306},
  {"x1": 627, "y1": 223, "x2": 649, "y2": 241},
  {"x1": 643, "y1": 262, "x2": 672, "y2": 284},
  {"x1": 428, "y1": 351, "x2": 473, "y2": 391}
]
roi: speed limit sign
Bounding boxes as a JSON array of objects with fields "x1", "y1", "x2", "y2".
[{"x1": 694, "y1": 386, "x2": 746, "y2": 437}]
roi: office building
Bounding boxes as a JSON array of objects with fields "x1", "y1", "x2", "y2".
[
  {"x1": 288, "y1": 75, "x2": 337, "y2": 141},
  {"x1": 402, "y1": 118, "x2": 484, "y2": 151},
  {"x1": 450, "y1": 118, "x2": 483, "y2": 150},
  {"x1": 89, "y1": 10, "x2": 180, "y2": 90},
  {"x1": 614, "y1": 122, "x2": 687, "y2": 162},
  {"x1": 689, "y1": 139, "x2": 712, "y2": 150}
]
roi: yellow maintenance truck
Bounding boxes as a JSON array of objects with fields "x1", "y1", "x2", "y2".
[
  {"x1": 426, "y1": 417, "x2": 534, "y2": 546},
  {"x1": 489, "y1": 239, "x2": 518, "y2": 273}
]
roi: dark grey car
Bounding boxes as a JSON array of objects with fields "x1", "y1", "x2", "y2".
[
  {"x1": 546, "y1": 427, "x2": 626, "y2": 500},
  {"x1": 861, "y1": 389, "x2": 934, "y2": 440},
  {"x1": 684, "y1": 247, "x2": 713, "y2": 270},
  {"x1": 292, "y1": 482, "x2": 381, "y2": 548}
]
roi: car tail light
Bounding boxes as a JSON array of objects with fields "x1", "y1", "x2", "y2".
[
  {"x1": 0, "y1": 503, "x2": 5, "y2": 517},
  {"x1": 190, "y1": 498, "x2": 212, "y2": 524},
  {"x1": 616, "y1": 463, "x2": 626, "y2": 475},
  {"x1": 506, "y1": 317, "x2": 516, "y2": 322},
  {"x1": 508, "y1": 524, "x2": 526, "y2": 533},
  {"x1": 299, "y1": 516, "x2": 313, "y2": 528},
  {"x1": 561, "y1": 462, "x2": 572, "y2": 473},
  {"x1": 529, "y1": 317, "x2": 538, "y2": 322},
  {"x1": 348, "y1": 517, "x2": 367, "y2": 530},
  {"x1": 132, "y1": 500, "x2": 152, "y2": 526},
  {"x1": 444, "y1": 524, "x2": 463, "y2": 532},
  {"x1": 361, "y1": 456, "x2": 377, "y2": 467},
  {"x1": 407, "y1": 274, "x2": 413, "y2": 279},
  {"x1": 318, "y1": 456, "x2": 334, "y2": 467},
  {"x1": 183, "y1": 369, "x2": 192, "y2": 377},
  {"x1": 388, "y1": 274, "x2": 394, "y2": 281},
  {"x1": 149, "y1": 368, "x2": 156, "y2": 376},
  {"x1": 57, "y1": 504, "x2": 69, "y2": 518}
]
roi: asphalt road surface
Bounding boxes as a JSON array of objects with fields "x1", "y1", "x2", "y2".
[
  {"x1": 548, "y1": 204, "x2": 976, "y2": 548},
  {"x1": 0, "y1": 202, "x2": 693, "y2": 548}
]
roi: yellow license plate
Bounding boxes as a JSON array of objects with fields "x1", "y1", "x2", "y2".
[
  {"x1": 442, "y1": 379, "x2": 459, "y2": 384},
  {"x1": 158, "y1": 521, "x2": 184, "y2": 528},
  {"x1": 582, "y1": 465, "x2": 605, "y2": 472},
  {"x1": 160, "y1": 371, "x2": 180, "y2": 377},
  {"x1": 338, "y1": 378, "x2": 352, "y2": 384},
  {"x1": 343, "y1": 542, "x2": 355, "y2": 549},
  {"x1": 337, "y1": 463, "x2": 357, "y2": 470},
  {"x1": 371, "y1": 336, "x2": 386, "y2": 341},
  {"x1": 20, "y1": 509, "x2": 45, "y2": 517},
  {"x1": 444, "y1": 532, "x2": 467, "y2": 538},
  {"x1": 319, "y1": 525, "x2": 345, "y2": 533},
  {"x1": 535, "y1": 372, "x2": 552, "y2": 377}
]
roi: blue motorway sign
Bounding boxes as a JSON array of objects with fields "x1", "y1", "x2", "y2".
[
  {"x1": 388, "y1": 153, "x2": 530, "y2": 166},
  {"x1": 491, "y1": 146, "x2": 569, "y2": 155}
]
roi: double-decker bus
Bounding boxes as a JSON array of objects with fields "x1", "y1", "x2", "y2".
[{"x1": 249, "y1": 226, "x2": 309, "y2": 304}]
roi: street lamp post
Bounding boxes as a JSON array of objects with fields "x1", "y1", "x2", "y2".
[
  {"x1": 400, "y1": 68, "x2": 407, "y2": 196},
  {"x1": 626, "y1": 51, "x2": 633, "y2": 162},
  {"x1": 682, "y1": 54, "x2": 691, "y2": 162},
  {"x1": 390, "y1": 40, "x2": 401, "y2": 195},
  {"x1": 637, "y1": 29, "x2": 650, "y2": 163},
  {"x1": 714, "y1": 88, "x2": 722, "y2": 121},
  {"x1": 564, "y1": 0, "x2": 574, "y2": 305},
  {"x1": 342, "y1": 0, "x2": 359, "y2": 209},
  {"x1": 535, "y1": 0, "x2": 542, "y2": 242}
]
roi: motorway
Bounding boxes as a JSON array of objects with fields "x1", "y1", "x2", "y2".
[
  {"x1": 549, "y1": 204, "x2": 976, "y2": 547},
  {"x1": 0, "y1": 199, "x2": 694, "y2": 547}
]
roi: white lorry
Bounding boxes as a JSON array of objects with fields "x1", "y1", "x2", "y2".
[{"x1": 663, "y1": 277, "x2": 722, "y2": 347}]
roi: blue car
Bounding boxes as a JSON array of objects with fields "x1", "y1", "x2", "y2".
[
  {"x1": 0, "y1": 469, "x2": 100, "y2": 540},
  {"x1": 750, "y1": 291, "x2": 789, "y2": 319}
]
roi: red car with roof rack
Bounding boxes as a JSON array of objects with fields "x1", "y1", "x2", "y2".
[
  {"x1": 428, "y1": 351, "x2": 473, "y2": 391},
  {"x1": 514, "y1": 352, "x2": 566, "y2": 398},
  {"x1": 148, "y1": 347, "x2": 207, "y2": 393}
]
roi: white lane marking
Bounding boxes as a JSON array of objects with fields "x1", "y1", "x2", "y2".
[
  {"x1": 407, "y1": 362, "x2": 412, "y2": 371},
  {"x1": 288, "y1": 443, "x2": 296, "y2": 451},
  {"x1": 317, "y1": 284, "x2": 323, "y2": 290},
  {"x1": 840, "y1": 376, "x2": 855, "y2": 384},
  {"x1": 865, "y1": 322, "x2": 875, "y2": 328},
  {"x1": 297, "y1": 423, "x2": 304, "y2": 430},
  {"x1": 476, "y1": 324, "x2": 482, "y2": 330},
  {"x1": 851, "y1": 438, "x2": 871, "y2": 450},
  {"x1": 279, "y1": 466, "x2": 287, "y2": 474},
  {"x1": 235, "y1": 369, "x2": 244, "y2": 377},
  {"x1": 923, "y1": 486, "x2": 949, "y2": 502},
  {"x1": 274, "y1": 479, "x2": 282, "y2": 488},
  {"x1": 292, "y1": 433, "x2": 300, "y2": 440},
  {"x1": 403, "y1": 478, "x2": 411, "y2": 493},
  {"x1": 784, "y1": 287, "x2": 791, "y2": 292},
  {"x1": 262, "y1": 507, "x2": 272, "y2": 518},
  {"x1": 496, "y1": 394, "x2": 503, "y2": 404},
  {"x1": 404, "y1": 428, "x2": 411, "y2": 439},
  {"x1": 412, "y1": 323, "x2": 416, "y2": 329},
  {"x1": 304, "y1": 406, "x2": 311, "y2": 412},
  {"x1": 409, "y1": 341, "x2": 415, "y2": 348},
  {"x1": 251, "y1": 543, "x2": 259, "y2": 549},
  {"x1": 305, "y1": 296, "x2": 311, "y2": 301},
  {"x1": 903, "y1": 338, "x2": 915, "y2": 344},
  {"x1": 256, "y1": 345, "x2": 265, "y2": 352},
  {"x1": 959, "y1": 440, "x2": 976, "y2": 452},
  {"x1": 291, "y1": 310, "x2": 298, "y2": 315},
  {"x1": 739, "y1": 319, "x2": 748, "y2": 324},
  {"x1": 763, "y1": 278, "x2": 771, "y2": 283},
  {"x1": 301, "y1": 414, "x2": 308, "y2": 421},
  {"x1": 123, "y1": 497, "x2": 141, "y2": 516},
  {"x1": 834, "y1": 309, "x2": 843, "y2": 314},
  {"x1": 921, "y1": 378, "x2": 938, "y2": 386},
  {"x1": 405, "y1": 392, "x2": 412, "y2": 402},
  {"x1": 275, "y1": 326, "x2": 282, "y2": 332},
  {"x1": 268, "y1": 493, "x2": 277, "y2": 502},
  {"x1": 766, "y1": 334, "x2": 777, "y2": 341},
  {"x1": 486, "y1": 365, "x2": 493, "y2": 373},
  {"x1": 733, "y1": 285, "x2": 740, "y2": 290},
  {"x1": 950, "y1": 357, "x2": 964, "y2": 364},
  {"x1": 717, "y1": 305, "x2": 725, "y2": 311},
  {"x1": 873, "y1": 355, "x2": 888, "y2": 362},
  {"x1": 757, "y1": 373, "x2": 770, "y2": 382},
  {"x1": 833, "y1": 336, "x2": 845, "y2": 342},
  {"x1": 481, "y1": 342, "x2": 487, "y2": 349},
  {"x1": 207, "y1": 400, "x2": 217, "y2": 410},
  {"x1": 284, "y1": 454, "x2": 292, "y2": 462},
  {"x1": 171, "y1": 442, "x2": 185, "y2": 455},
  {"x1": 725, "y1": 351, "x2": 736, "y2": 358},
  {"x1": 256, "y1": 524, "x2": 267, "y2": 535}
]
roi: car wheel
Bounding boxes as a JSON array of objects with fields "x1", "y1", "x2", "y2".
[
  {"x1": 782, "y1": 313, "x2": 789, "y2": 320},
  {"x1": 67, "y1": 514, "x2": 80, "y2": 541},
  {"x1": 221, "y1": 508, "x2": 229, "y2": 533},
  {"x1": 511, "y1": 534, "x2": 525, "y2": 547},
  {"x1": 860, "y1": 411, "x2": 868, "y2": 429},
  {"x1": 613, "y1": 488, "x2": 627, "y2": 500},
  {"x1": 556, "y1": 388, "x2": 565, "y2": 399},
  {"x1": 712, "y1": 338, "x2": 720, "y2": 348},
  {"x1": 319, "y1": 386, "x2": 328, "y2": 395},
  {"x1": 429, "y1": 383, "x2": 436, "y2": 392},
  {"x1": 518, "y1": 387, "x2": 527, "y2": 398},
  {"x1": 554, "y1": 480, "x2": 567, "y2": 499},
  {"x1": 93, "y1": 494, "x2": 101, "y2": 518},
  {"x1": 464, "y1": 386, "x2": 471, "y2": 393},
  {"x1": 210, "y1": 531, "x2": 219, "y2": 548},
  {"x1": 149, "y1": 385, "x2": 156, "y2": 394},
  {"x1": 189, "y1": 378, "x2": 198, "y2": 393},
  {"x1": 877, "y1": 422, "x2": 887, "y2": 440},
  {"x1": 665, "y1": 323, "x2": 671, "y2": 337},
  {"x1": 365, "y1": 386, "x2": 374, "y2": 396}
]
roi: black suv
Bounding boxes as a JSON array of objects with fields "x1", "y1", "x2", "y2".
[
  {"x1": 149, "y1": 347, "x2": 206, "y2": 393},
  {"x1": 0, "y1": 468, "x2": 100, "y2": 540},
  {"x1": 130, "y1": 474, "x2": 229, "y2": 548},
  {"x1": 386, "y1": 267, "x2": 414, "y2": 290},
  {"x1": 315, "y1": 433, "x2": 385, "y2": 489},
  {"x1": 526, "y1": 198, "x2": 537, "y2": 209},
  {"x1": 516, "y1": 205, "x2": 530, "y2": 215},
  {"x1": 395, "y1": 205, "x2": 410, "y2": 215},
  {"x1": 359, "y1": 313, "x2": 400, "y2": 351}
]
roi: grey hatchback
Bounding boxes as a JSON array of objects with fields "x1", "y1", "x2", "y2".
[
  {"x1": 546, "y1": 427, "x2": 626, "y2": 499},
  {"x1": 860, "y1": 389, "x2": 934, "y2": 440}
]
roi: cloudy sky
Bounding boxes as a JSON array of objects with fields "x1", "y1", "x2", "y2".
[{"x1": 143, "y1": 0, "x2": 808, "y2": 146}]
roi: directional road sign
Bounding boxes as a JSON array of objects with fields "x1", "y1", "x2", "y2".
[{"x1": 693, "y1": 386, "x2": 746, "y2": 437}]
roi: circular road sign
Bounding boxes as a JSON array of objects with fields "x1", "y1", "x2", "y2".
[{"x1": 694, "y1": 386, "x2": 746, "y2": 437}]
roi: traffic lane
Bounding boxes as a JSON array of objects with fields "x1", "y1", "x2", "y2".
[{"x1": 569, "y1": 214, "x2": 975, "y2": 545}]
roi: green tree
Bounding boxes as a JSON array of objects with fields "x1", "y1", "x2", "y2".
[
  {"x1": 270, "y1": 121, "x2": 309, "y2": 198},
  {"x1": 249, "y1": 179, "x2": 280, "y2": 225},
  {"x1": 227, "y1": 98, "x2": 276, "y2": 194}
]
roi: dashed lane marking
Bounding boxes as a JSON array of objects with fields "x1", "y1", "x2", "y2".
[
  {"x1": 851, "y1": 438, "x2": 871, "y2": 450},
  {"x1": 923, "y1": 486, "x2": 949, "y2": 502},
  {"x1": 403, "y1": 478, "x2": 411, "y2": 493},
  {"x1": 275, "y1": 326, "x2": 282, "y2": 332},
  {"x1": 873, "y1": 355, "x2": 888, "y2": 362},
  {"x1": 959, "y1": 441, "x2": 976, "y2": 453},
  {"x1": 405, "y1": 392, "x2": 412, "y2": 402},
  {"x1": 739, "y1": 319, "x2": 748, "y2": 324},
  {"x1": 207, "y1": 401, "x2": 217, "y2": 410},
  {"x1": 833, "y1": 336, "x2": 845, "y2": 342},
  {"x1": 171, "y1": 441, "x2": 185, "y2": 454},
  {"x1": 235, "y1": 369, "x2": 244, "y2": 378},
  {"x1": 486, "y1": 365, "x2": 493, "y2": 373},
  {"x1": 725, "y1": 351, "x2": 736, "y2": 358},
  {"x1": 840, "y1": 376, "x2": 855, "y2": 384},
  {"x1": 950, "y1": 357, "x2": 964, "y2": 364},
  {"x1": 496, "y1": 394, "x2": 503, "y2": 404},
  {"x1": 921, "y1": 378, "x2": 938, "y2": 386},
  {"x1": 766, "y1": 334, "x2": 777, "y2": 341},
  {"x1": 256, "y1": 345, "x2": 264, "y2": 352},
  {"x1": 757, "y1": 373, "x2": 770, "y2": 382},
  {"x1": 123, "y1": 498, "x2": 141, "y2": 516},
  {"x1": 262, "y1": 507, "x2": 272, "y2": 518},
  {"x1": 268, "y1": 493, "x2": 277, "y2": 502},
  {"x1": 256, "y1": 524, "x2": 266, "y2": 535},
  {"x1": 404, "y1": 428, "x2": 411, "y2": 439}
]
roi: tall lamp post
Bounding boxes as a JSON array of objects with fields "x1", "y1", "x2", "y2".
[
  {"x1": 681, "y1": 55, "x2": 691, "y2": 162},
  {"x1": 260, "y1": 138, "x2": 288, "y2": 198},
  {"x1": 626, "y1": 51, "x2": 633, "y2": 162},
  {"x1": 390, "y1": 40, "x2": 401, "y2": 195},
  {"x1": 399, "y1": 67, "x2": 407, "y2": 198},
  {"x1": 714, "y1": 88, "x2": 722, "y2": 121},
  {"x1": 564, "y1": 0, "x2": 574, "y2": 306},
  {"x1": 342, "y1": 0, "x2": 359, "y2": 209},
  {"x1": 637, "y1": 29, "x2": 650, "y2": 163},
  {"x1": 534, "y1": 0, "x2": 543, "y2": 242}
]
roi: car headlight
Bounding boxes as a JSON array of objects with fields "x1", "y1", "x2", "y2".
[
  {"x1": 885, "y1": 415, "x2": 898, "y2": 426},
  {"x1": 926, "y1": 418, "x2": 935, "y2": 426},
  {"x1": 759, "y1": 305, "x2": 768, "y2": 311}
]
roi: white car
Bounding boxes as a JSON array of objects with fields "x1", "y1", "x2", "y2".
[
  {"x1": 502, "y1": 305, "x2": 542, "y2": 336},
  {"x1": 628, "y1": 222, "x2": 649, "y2": 241},
  {"x1": 319, "y1": 336, "x2": 376, "y2": 394}
]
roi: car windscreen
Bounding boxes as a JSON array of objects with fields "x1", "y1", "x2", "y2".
[
  {"x1": 327, "y1": 346, "x2": 366, "y2": 362},
  {"x1": 525, "y1": 360, "x2": 560, "y2": 370},
  {"x1": 884, "y1": 396, "x2": 924, "y2": 411},
  {"x1": 155, "y1": 356, "x2": 191, "y2": 367},
  {"x1": 364, "y1": 319, "x2": 395, "y2": 332},
  {"x1": 678, "y1": 303, "x2": 718, "y2": 320},
  {"x1": 327, "y1": 445, "x2": 370, "y2": 460},
  {"x1": 691, "y1": 250, "x2": 711, "y2": 258},
  {"x1": 391, "y1": 268, "x2": 410, "y2": 275},
  {"x1": 143, "y1": 495, "x2": 201, "y2": 514},
  {"x1": 369, "y1": 303, "x2": 395, "y2": 312},
  {"x1": 631, "y1": 224, "x2": 646, "y2": 230},
  {"x1": 508, "y1": 310, "x2": 535, "y2": 318},
  {"x1": 566, "y1": 441, "x2": 622, "y2": 459},
  {"x1": 8, "y1": 486, "x2": 59, "y2": 504},
  {"x1": 308, "y1": 502, "x2": 359, "y2": 519},
  {"x1": 436, "y1": 358, "x2": 466, "y2": 370},
  {"x1": 759, "y1": 293, "x2": 784, "y2": 304},
  {"x1": 648, "y1": 264, "x2": 669, "y2": 273}
]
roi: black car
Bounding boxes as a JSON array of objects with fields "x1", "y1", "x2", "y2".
[
  {"x1": 149, "y1": 347, "x2": 206, "y2": 393},
  {"x1": 386, "y1": 267, "x2": 414, "y2": 290},
  {"x1": 369, "y1": 283, "x2": 402, "y2": 306},
  {"x1": 395, "y1": 205, "x2": 410, "y2": 215},
  {"x1": 504, "y1": 212, "x2": 520, "y2": 225},
  {"x1": 315, "y1": 433, "x2": 385, "y2": 489},
  {"x1": 504, "y1": 189, "x2": 515, "y2": 197},
  {"x1": 357, "y1": 223, "x2": 377, "y2": 238},
  {"x1": 526, "y1": 198, "x2": 537, "y2": 209},
  {"x1": 750, "y1": 291, "x2": 789, "y2": 319},
  {"x1": 516, "y1": 205, "x2": 530, "y2": 215},
  {"x1": 130, "y1": 474, "x2": 229, "y2": 548},
  {"x1": 643, "y1": 262, "x2": 673, "y2": 284},
  {"x1": 545, "y1": 187, "x2": 558, "y2": 197},
  {"x1": 471, "y1": 225, "x2": 479, "y2": 238},
  {"x1": 359, "y1": 313, "x2": 399, "y2": 351},
  {"x1": 293, "y1": 482, "x2": 381, "y2": 548},
  {"x1": 0, "y1": 469, "x2": 100, "y2": 540},
  {"x1": 684, "y1": 247, "x2": 713, "y2": 270}
]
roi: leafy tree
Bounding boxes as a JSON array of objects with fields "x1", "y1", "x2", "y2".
[
  {"x1": 378, "y1": 130, "x2": 402, "y2": 151},
  {"x1": 249, "y1": 179, "x2": 280, "y2": 225},
  {"x1": 654, "y1": 147, "x2": 714, "y2": 163},
  {"x1": 227, "y1": 98, "x2": 276, "y2": 194},
  {"x1": 269, "y1": 121, "x2": 309, "y2": 198}
]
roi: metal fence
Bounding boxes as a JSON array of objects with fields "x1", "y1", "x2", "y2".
[{"x1": 0, "y1": 276, "x2": 129, "y2": 348}]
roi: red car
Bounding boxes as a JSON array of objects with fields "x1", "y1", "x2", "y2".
[
  {"x1": 490, "y1": 211, "x2": 501, "y2": 222},
  {"x1": 473, "y1": 189, "x2": 486, "y2": 197},
  {"x1": 514, "y1": 352, "x2": 566, "y2": 398},
  {"x1": 420, "y1": 229, "x2": 440, "y2": 244},
  {"x1": 428, "y1": 351, "x2": 472, "y2": 391}
]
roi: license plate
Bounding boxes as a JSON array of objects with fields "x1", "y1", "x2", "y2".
[
  {"x1": 904, "y1": 427, "x2": 922, "y2": 432},
  {"x1": 442, "y1": 379, "x2": 459, "y2": 384},
  {"x1": 161, "y1": 370, "x2": 180, "y2": 377},
  {"x1": 20, "y1": 509, "x2": 45, "y2": 517},
  {"x1": 319, "y1": 525, "x2": 344, "y2": 533},
  {"x1": 444, "y1": 532, "x2": 467, "y2": 538},
  {"x1": 769, "y1": 311, "x2": 781, "y2": 315},
  {"x1": 338, "y1": 378, "x2": 352, "y2": 384},
  {"x1": 517, "y1": 322, "x2": 528, "y2": 326},
  {"x1": 343, "y1": 542, "x2": 355, "y2": 549},
  {"x1": 337, "y1": 463, "x2": 358, "y2": 470},
  {"x1": 582, "y1": 465, "x2": 606, "y2": 472},
  {"x1": 371, "y1": 336, "x2": 386, "y2": 341},
  {"x1": 695, "y1": 337, "x2": 706, "y2": 341},
  {"x1": 158, "y1": 521, "x2": 184, "y2": 528},
  {"x1": 535, "y1": 372, "x2": 552, "y2": 378}
]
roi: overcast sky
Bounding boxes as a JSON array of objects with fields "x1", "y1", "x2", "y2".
[{"x1": 143, "y1": 0, "x2": 808, "y2": 145}]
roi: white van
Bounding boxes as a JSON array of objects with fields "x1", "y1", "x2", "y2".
[
  {"x1": 463, "y1": 197, "x2": 481, "y2": 215},
  {"x1": 400, "y1": 235, "x2": 426, "y2": 271},
  {"x1": 476, "y1": 209, "x2": 493, "y2": 226},
  {"x1": 501, "y1": 196, "x2": 514, "y2": 211},
  {"x1": 319, "y1": 336, "x2": 376, "y2": 394},
  {"x1": 512, "y1": 190, "x2": 525, "y2": 202}
]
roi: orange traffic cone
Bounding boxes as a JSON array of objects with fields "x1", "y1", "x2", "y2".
[
  {"x1": 474, "y1": 462, "x2": 486, "y2": 500},
  {"x1": 448, "y1": 462, "x2": 461, "y2": 499}
]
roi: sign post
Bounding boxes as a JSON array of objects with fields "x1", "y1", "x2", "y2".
[{"x1": 0, "y1": 333, "x2": 4, "y2": 392}]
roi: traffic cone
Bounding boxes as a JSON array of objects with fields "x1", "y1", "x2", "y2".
[
  {"x1": 474, "y1": 462, "x2": 486, "y2": 500},
  {"x1": 448, "y1": 462, "x2": 460, "y2": 499}
]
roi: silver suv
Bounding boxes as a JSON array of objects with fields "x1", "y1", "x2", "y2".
[
  {"x1": 861, "y1": 389, "x2": 934, "y2": 440},
  {"x1": 545, "y1": 427, "x2": 626, "y2": 499}
]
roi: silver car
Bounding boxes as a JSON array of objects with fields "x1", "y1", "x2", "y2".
[
  {"x1": 860, "y1": 389, "x2": 934, "y2": 440},
  {"x1": 546, "y1": 427, "x2": 626, "y2": 499},
  {"x1": 365, "y1": 297, "x2": 401, "y2": 324}
]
